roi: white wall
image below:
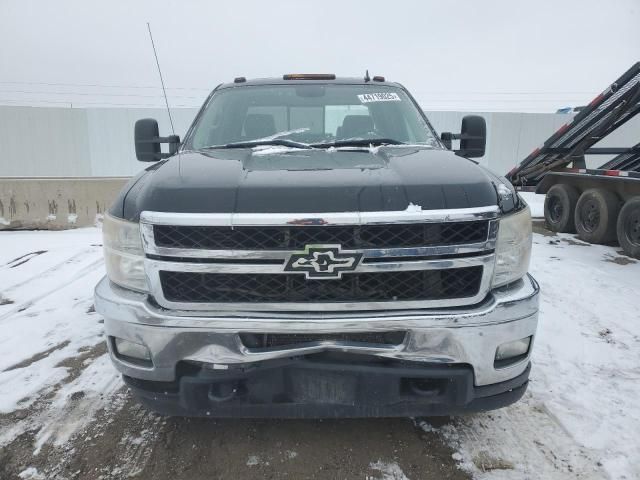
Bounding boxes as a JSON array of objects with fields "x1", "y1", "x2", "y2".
[
  {"x1": 0, "y1": 106, "x2": 92, "y2": 176},
  {"x1": 1, "y1": 106, "x2": 638, "y2": 178},
  {"x1": 84, "y1": 107, "x2": 196, "y2": 176},
  {"x1": 426, "y1": 111, "x2": 571, "y2": 175}
]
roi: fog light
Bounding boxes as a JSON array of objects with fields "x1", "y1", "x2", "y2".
[
  {"x1": 495, "y1": 336, "x2": 531, "y2": 367},
  {"x1": 114, "y1": 337, "x2": 152, "y2": 362}
]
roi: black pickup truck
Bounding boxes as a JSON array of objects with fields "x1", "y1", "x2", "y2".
[{"x1": 95, "y1": 74, "x2": 539, "y2": 417}]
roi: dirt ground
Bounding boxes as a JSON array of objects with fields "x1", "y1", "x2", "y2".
[
  {"x1": 4, "y1": 224, "x2": 639, "y2": 479},
  {"x1": 1, "y1": 392, "x2": 469, "y2": 480}
]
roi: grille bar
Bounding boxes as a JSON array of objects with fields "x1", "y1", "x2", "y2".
[{"x1": 160, "y1": 267, "x2": 483, "y2": 304}]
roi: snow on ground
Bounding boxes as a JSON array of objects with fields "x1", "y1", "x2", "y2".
[
  {"x1": 0, "y1": 228, "x2": 122, "y2": 449},
  {"x1": 519, "y1": 191, "x2": 545, "y2": 218},
  {"x1": 1, "y1": 225, "x2": 639, "y2": 480},
  {"x1": 421, "y1": 229, "x2": 640, "y2": 480}
]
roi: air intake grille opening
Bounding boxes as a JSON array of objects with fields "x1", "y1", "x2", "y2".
[
  {"x1": 239, "y1": 331, "x2": 407, "y2": 350},
  {"x1": 159, "y1": 266, "x2": 483, "y2": 304},
  {"x1": 153, "y1": 221, "x2": 489, "y2": 250}
]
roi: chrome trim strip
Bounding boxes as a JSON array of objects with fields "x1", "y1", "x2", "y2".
[
  {"x1": 146, "y1": 253, "x2": 493, "y2": 275},
  {"x1": 143, "y1": 241, "x2": 497, "y2": 260},
  {"x1": 144, "y1": 254, "x2": 495, "y2": 312},
  {"x1": 140, "y1": 205, "x2": 500, "y2": 227}
]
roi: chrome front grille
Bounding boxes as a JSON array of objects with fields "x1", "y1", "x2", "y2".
[
  {"x1": 140, "y1": 207, "x2": 499, "y2": 312},
  {"x1": 152, "y1": 221, "x2": 489, "y2": 250}
]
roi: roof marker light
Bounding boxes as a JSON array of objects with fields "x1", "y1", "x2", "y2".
[{"x1": 283, "y1": 74, "x2": 336, "y2": 80}]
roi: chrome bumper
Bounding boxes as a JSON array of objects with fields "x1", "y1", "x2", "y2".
[{"x1": 94, "y1": 274, "x2": 539, "y2": 387}]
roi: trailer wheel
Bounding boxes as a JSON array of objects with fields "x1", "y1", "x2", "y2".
[
  {"x1": 617, "y1": 197, "x2": 640, "y2": 259},
  {"x1": 544, "y1": 184, "x2": 579, "y2": 233},
  {"x1": 574, "y1": 189, "x2": 621, "y2": 244}
]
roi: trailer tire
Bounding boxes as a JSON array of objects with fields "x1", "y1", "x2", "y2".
[
  {"x1": 574, "y1": 189, "x2": 620, "y2": 244},
  {"x1": 544, "y1": 184, "x2": 579, "y2": 233},
  {"x1": 616, "y1": 197, "x2": 640, "y2": 259}
]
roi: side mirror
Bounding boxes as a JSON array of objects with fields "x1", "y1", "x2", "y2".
[
  {"x1": 440, "y1": 115, "x2": 486, "y2": 158},
  {"x1": 458, "y1": 115, "x2": 486, "y2": 158},
  {"x1": 134, "y1": 118, "x2": 180, "y2": 162}
]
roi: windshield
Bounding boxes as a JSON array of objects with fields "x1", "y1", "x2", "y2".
[{"x1": 186, "y1": 84, "x2": 441, "y2": 149}]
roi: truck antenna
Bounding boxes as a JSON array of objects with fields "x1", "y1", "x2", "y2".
[{"x1": 147, "y1": 22, "x2": 175, "y2": 135}]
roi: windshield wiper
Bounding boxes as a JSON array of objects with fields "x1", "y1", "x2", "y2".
[
  {"x1": 203, "y1": 139, "x2": 313, "y2": 150},
  {"x1": 311, "y1": 138, "x2": 406, "y2": 148}
]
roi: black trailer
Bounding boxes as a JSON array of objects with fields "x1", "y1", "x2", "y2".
[{"x1": 507, "y1": 62, "x2": 640, "y2": 258}]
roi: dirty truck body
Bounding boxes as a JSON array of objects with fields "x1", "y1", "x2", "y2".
[{"x1": 95, "y1": 75, "x2": 538, "y2": 417}]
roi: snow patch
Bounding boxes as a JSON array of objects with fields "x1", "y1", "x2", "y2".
[
  {"x1": 405, "y1": 202, "x2": 422, "y2": 212},
  {"x1": 519, "y1": 192, "x2": 544, "y2": 218},
  {"x1": 0, "y1": 366, "x2": 69, "y2": 414},
  {"x1": 251, "y1": 145, "x2": 307, "y2": 156},
  {"x1": 18, "y1": 467, "x2": 45, "y2": 480},
  {"x1": 33, "y1": 354, "x2": 121, "y2": 454},
  {"x1": 368, "y1": 460, "x2": 410, "y2": 480}
]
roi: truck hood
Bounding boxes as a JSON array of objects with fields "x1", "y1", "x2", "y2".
[{"x1": 114, "y1": 146, "x2": 500, "y2": 220}]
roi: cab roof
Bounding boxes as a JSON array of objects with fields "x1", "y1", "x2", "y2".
[{"x1": 218, "y1": 75, "x2": 401, "y2": 89}]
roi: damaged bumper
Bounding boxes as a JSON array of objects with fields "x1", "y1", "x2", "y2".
[{"x1": 94, "y1": 274, "x2": 539, "y2": 417}]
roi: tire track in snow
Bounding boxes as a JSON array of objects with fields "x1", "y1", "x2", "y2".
[
  {"x1": 1, "y1": 246, "x2": 98, "y2": 293},
  {"x1": 0, "y1": 256, "x2": 104, "y2": 323},
  {"x1": 4, "y1": 250, "x2": 48, "y2": 269}
]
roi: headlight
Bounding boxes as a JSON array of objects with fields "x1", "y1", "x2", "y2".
[
  {"x1": 492, "y1": 205, "x2": 532, "y2": 288},
  {"x1": 102, "y1": 213, "x2": 148, "y2": 292}
]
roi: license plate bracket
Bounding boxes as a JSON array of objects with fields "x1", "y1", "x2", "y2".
[{"x1": 288, "y1": 369, "x2": 357, "y2": 405}]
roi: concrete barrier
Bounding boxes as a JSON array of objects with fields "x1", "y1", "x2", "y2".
[{"x1": 0, "y1": 177, "x2": 129, "y2": 230}]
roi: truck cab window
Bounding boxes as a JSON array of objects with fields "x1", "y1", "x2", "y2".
[{"x1": 188, "y1": 84, "x2": 440, "y2": 149}]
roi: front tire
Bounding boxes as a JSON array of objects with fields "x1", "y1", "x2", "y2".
[
  {"x1": 574, "y1": 189, "x2": 621, "y2": 244},
  {"x1": 616, "y1": 197, "x2": 640, "y2": 259},
  {"x1": 544, "y1": 184, "x2": 579, "y2": 233}
]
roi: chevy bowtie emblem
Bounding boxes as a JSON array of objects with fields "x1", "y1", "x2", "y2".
[{"x1": 284, "y1": 245, "x2": 363, "y2": 279}]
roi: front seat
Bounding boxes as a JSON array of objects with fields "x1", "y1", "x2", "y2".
[
  {"x1": 244, "y1": 114, "x2": 276, "y2": 139},
  {"x1": 337, "y1": 115, "x2": 374, "y2": 139}
]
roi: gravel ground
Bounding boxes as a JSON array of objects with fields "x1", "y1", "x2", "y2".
[{"x1": 1, "y1": 400, "x2": 468, "y2": 479}]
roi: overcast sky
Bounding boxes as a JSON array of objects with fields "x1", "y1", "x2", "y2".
[{"x1": 0, "y1": 0, "x2": 638, "y2": 112}]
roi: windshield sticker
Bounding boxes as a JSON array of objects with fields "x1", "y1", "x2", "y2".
[{"x1": 357, "y1": 92, "x2": 401, "y2": 103}]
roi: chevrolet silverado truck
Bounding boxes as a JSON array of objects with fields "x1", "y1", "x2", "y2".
[{"x1": 94, "y1": 73, "x2": 539, "y2": 417}]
